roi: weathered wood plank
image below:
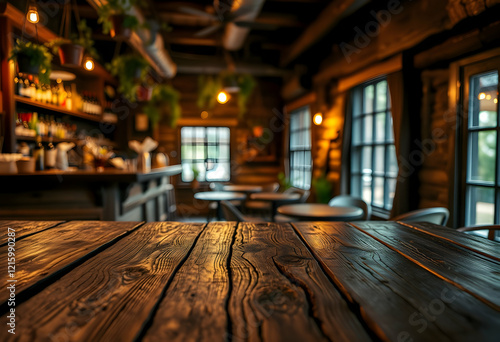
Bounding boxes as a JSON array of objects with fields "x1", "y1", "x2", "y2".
[
  {"x1": 400, "y1": 222, "x2": 500, "y2": 262},
  {"x1": 228, "y1": 222, "x2": 371, "y2": 342},
  {"x1": 0, "y1": 222, "x2": 206, "y2": 342},
  {"x1": 293, "y1": 222, "x2": 500, "y2": 342},
  {"x1": 0, "y1": 220, "x2": 63, "y2": 244},
  {"x1": 352, "y1": 221, "x2": 500, "y2": 310},
  {"x1": 142, "y1": 222, "x2": 235, "y2": 342},
  {"x1": 0, "y1": 221, "x2": 140, "y2": 306}
]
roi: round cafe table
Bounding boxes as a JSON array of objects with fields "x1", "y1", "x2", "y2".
[
  {"x1": 277, "y1": 204, "x2": 364, "y2": 221},
  {"x1": 249, "y1": 192, "x2": 301, "y2": 221},
  {"x1": 194, "y1": 191, "x2": 246, "y2": 221},
  {"x1": 222, "y1": 185, "x2": 263, "y2": 193}
]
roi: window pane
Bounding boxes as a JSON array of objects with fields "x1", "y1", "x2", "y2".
[
  {"x1": 375, "y1": 113, "x2": 385, "y2": 142},
  {"x1": 386, "y1": 178, "x2": 397, "y2": 210},
  {"x1": 468, "y1": 131, "x2": 496, "y2": 183},
  {"x1": 363, "y1": 115, "x2": 373, "y2": 142},
  {"x1": 374, "y1": 146, "x2": 385, "y2": 173},
  {"x1": 388, "y1": 145, "x2": 398, "y2": 175},
  {"x1": 364, "y1": 85, "x2": 374, "y2": 113},
  {"x1": 353, "y1": 118, "x2": 362, "y2": 145},
  {"x1": 373, "y1": 177, "x2": 384, "y2": 207},
  {"x1": 375, "y1": 80, "x2": 388, "y2": 111},
  {"x1": 362, "y1": 174, "x2": 372, "y2": 205},
  {"x1": 469, "y1": 71, "x2": 498, "y2": 128},
  {"x1": 352, "y1": 147, "x2": 361, "y2": 173},
  {"x1": 467, "y1": 186, "x2": 495, "y2": 226},
  {"x1": 362, "y1": 147, "x2": 372, "y2": 173},
  {"x1": 289, "y1": 107, "x2": 312, "y2": 190}
]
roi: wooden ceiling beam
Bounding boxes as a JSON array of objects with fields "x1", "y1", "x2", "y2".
[
  {"x1": 280, "y1": 0, "x2": 369, "y2": 66},
  {"x1": 165, "y1": 36, "x2": 220, "y2": 47}
]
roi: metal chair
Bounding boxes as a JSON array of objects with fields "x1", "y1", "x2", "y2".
[
  {"x1": 328, "y1": 195, "x2": 370, "y2": 220},
  {"x1": 390, "y1": 207, "x2": 449, "y2": 225},
  {"x1": 221, "y1": 201, "x2": 263, "y2": 223},
  {"x1": 457, "y1": 225, "x2": 500, "y2": 241}
]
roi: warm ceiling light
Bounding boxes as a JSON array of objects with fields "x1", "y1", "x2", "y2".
[
  {"x1": 494, "y1": 98, "x2": 498, "y2": 104},
  {"x1": 26, "y1": 5, "x2": 39, "y2": 24},
  {"x1": 217, "y1": 91, "x2": 229, "y2": 104},
  {"x1": 478, "y1": 92, "x2": 486, "y2": 100},
  {"x1": 486, "y1": 94, "x2": 492, "y2": 100},
  {"x1": 201, "y1": 111, "x2": 209, "y2": 119},
  {"x1": 313, "y1": 112, "x2": 323, "y2": 125},
  {"x1": 83, "y1": 57, "x2": 94, "y2": 71}
]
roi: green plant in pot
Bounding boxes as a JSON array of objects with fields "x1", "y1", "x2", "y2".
[
  {"x1": 312, "y1": 173, "x2": 333, "y2": 204},
  {"x1": 143, "y1": 84, "x2": 181, "y2": 128},
  {"x1": 278, "y1": 172, "x2": 292, "y2": 191},
  {"x1": 47, "y1": 20, "x2": 98, "y2": 68},
  {"x1": 107, "y1": 54, "x2": 150, "y2": 102},
  {"x1": 97, "y1": 0, "x2": 140, "y2": 39},
  {"x1": 191, "y1": 165, "x2": 200, "y2": 189},
  {"x1": 9, "y1": 39, "x2": 52, "y2": 84}
]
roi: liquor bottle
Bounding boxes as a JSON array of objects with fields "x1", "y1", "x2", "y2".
[
  {"x1": 33, "y1": 135, "x2": 45, "y2": 171},
  {"x1": 45, "y1": 133, "x2": 56, "y2": 169}
]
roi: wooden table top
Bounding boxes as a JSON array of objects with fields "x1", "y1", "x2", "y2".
[
  {"x1": 1, "y1": 220, "x2": 499, "y2": 341},
  {"x1": 277, "y1": 203, "x2": 364, "y2": 221},
  {"x1": 194, "y1": 191, "x2": 247, "y2": 201},
  {"x1": 222, "y1": 184, "x2": 263, "y2": 192},
  {"x1": 250, "y1": 192, "x2": 301, "y2": 201}
]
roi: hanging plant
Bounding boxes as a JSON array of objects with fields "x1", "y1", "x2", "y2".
[
  {"x1": 143, "y1": 84, "x2": 181, "y2": 128},
  {"x1": 107, "y1": 54, "x2": 150, "y2": 102},
  {"x1": 197, "y1": 75, "x2": 221, "y2": 110},
  {"x1": 9, "y1": 39, "x2": 52, "y2": 84},
  {"x1": 236, "y1": 74, "x2": 256, "y2": 118},
  {"x1": 97, "y1": 0, "x2": 140, "y2": 39}
]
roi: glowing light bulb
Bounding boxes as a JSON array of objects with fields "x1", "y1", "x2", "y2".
[
  {"x1": 486, "y1": 94, "x2": 492, "y2": 100},
  {"x1": 217, "y1": 91, "x2": 229, "y2": 104},
  {"x1": 313, "y1": 113, "x2": 323, "y2": 125},
  {"x1": 494, "y1": 98, "x2": 498, "y2": 104},
  {"x1": 27, "y1": 7, "x2": 39, "y2": 24},
  {"x1": 478, "y1": 92, "x2": 486, "y2": 100},
  {"x1": 83, "y1": 57, "x2": 94, "y2": 71},
  {"x1": 201, "y1": 111, "x2": 209, "y2": 119}
]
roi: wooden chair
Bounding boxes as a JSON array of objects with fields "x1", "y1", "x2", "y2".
[
  {"x1": 457, "y1": 225, "x2": 500, "y2": 241},
  {"x1": 328, "y1": 195, "x2": 370, "y2": 220},
  {"x1": 390, "y1": 207, "x2": 449, "y2": 225},
  {"x1": 244, "y1": 182, "x2": 279, "y2": 214},
  {"x1": 221, "y1": 201, "x2": 263, "y2": 223}
]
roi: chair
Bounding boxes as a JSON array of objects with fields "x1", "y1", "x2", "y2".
[
  {"x1": 244, "y1": 182, "x2": 280, "y2": 214},
  {"x1": 390, "y1": 207, "x2": 449, "y2": 226},
  {"x1": 221, "y1": 201, "x2": 263, "y2": 223},
  {"x1": 457, "y1": 225, "x2": 500, "y2": 241},
  {"x1": 273, "y1": 187, "x2": 310, "y2": 222},
  {"x1": 328, "y1": 195, "x2": 370, "y2": 220}
]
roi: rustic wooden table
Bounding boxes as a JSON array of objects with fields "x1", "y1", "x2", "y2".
[{"x1": 1, "y1": 220, "x2": 499, "y2": 341}]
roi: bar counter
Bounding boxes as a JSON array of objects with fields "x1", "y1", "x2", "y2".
[
  {"x1": 0, "y1": 165, "x2": 182, "y2": 221},
  {"x1": 0, "y1": 220, "x2": 498, "y2": 341}
]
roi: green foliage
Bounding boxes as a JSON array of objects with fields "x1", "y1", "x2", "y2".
[
  {"x1": 192, "y1": 165, "x2": 200, "y2": 180},
  {"x1": 107, "y1": 54, "x2": 150, "y2": 102},
  {"x1": 197, "y1": 75, "x2": 221, "y2": 110},
  {"x1": 97, "y1": 0, "x2": 140, "y2": 34},
  {"x1": 312, "y1": 174, "x2": 333, "y2": 204},
  {"x1": 46, "y1": 20, "x2": 98, "y2": 60},
  {"x1": 236, "y1": 74, "x2": 256, "y2": 118},
  {"x1": 143, "y1": 84, "x2": 181, "y2": 128},
  {"x1": 278, "y1": 172, "x2": 292, "y2": 191},
  {"x1": 9, "y1": 39, "x2": 52, "y2": 84}
]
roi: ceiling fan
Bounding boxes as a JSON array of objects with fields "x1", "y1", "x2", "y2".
[{"x1": 178, "y1": 0, "x2": 276, "y2": 37}]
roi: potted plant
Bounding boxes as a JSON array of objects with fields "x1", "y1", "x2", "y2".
[
  {"x1": 312, "y1": 173, "x2": 333, "y2": 204},
  {"x1": 143, "y1": 84, "x2": 181, "y2": 128},
  {"x1": 191, "y1": 165, "x2": 200, "y2": 189},
  {"x1": 47, "y1": 20, "x2": 97, "y2": 67},
  {"x1": 97, "y1": 0, "x2": 140, "y2": 39},
  {"x1": 197, "y1": 75, "x2": 221, "y2": 110},
  {"x1": 107, "y1": 54, "x2": 150, "y2": 102},
  {"x1": 9, "y1": 39, "x2": 52, "y2": 84},
  {"x1": 278, "y1": 172, "x2": 292, "y2": 191}
]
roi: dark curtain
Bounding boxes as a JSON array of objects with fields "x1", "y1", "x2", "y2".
[
  {"x1": 340, "y1": 91, "x2": 352, "y2": 195},
  {"x1": 388, "y1": 71, "x2": 420, "y2": 217}
]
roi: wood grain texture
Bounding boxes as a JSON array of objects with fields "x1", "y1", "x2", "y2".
[
  {"x1": 352, "y1": 221, "x2": 500, "y2": 310},
  {"x1": 293, "y1": 222, "x2": 500, "y2": 342},
  {"x1": 142, "y1": 222, "x2": 235, "y2": 342},
  {"x1": 400, "y1": 222, "x2": 500, "y2": 262},
  {"x1": 0, "y1": 220, "x2": 63, "y2": 244},
  {"x1": 0, "y1": 221, "x2": 140, "y2": 306},
  {"x1": 228, "y1": 222, "x2": 371, "y2": 342},
  {"x1": 0, "y1": 222, "x2": 205, "y2": 342}
]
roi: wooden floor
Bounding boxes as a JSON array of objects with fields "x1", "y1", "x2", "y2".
[{"x1": 0, "y1": 220, "x2": 499, "y2": 341}]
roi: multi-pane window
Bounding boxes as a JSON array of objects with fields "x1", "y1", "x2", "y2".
[
  {"x1": 180, "y1": 127, "x2": 230, "y2": 182},
  {"x1": 289, "y1": 107, "x2": 312, "y2": 189},
  {"x1": 464, "y1": 69, "x2": 499, "y2": 239},
  {"x1": 351, "y1": 78, "x2": 398, "y2": 212}
]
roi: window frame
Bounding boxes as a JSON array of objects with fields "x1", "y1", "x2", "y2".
[
  {"x1": 288, "y1": 106, "x2": 312, "y2": 190},
  {"x1": 179, "y1": 126, "x2": 231, "y2": 183},
  {"x1": 350, "y1": 76, "x2": 398, "y2": 215}
]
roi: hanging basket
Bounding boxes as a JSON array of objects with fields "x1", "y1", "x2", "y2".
[
  {"x1": 58, "y1": 43, "x2": 84, "y2": 67},
  {"x1": 110, "y1": 15, "x2": 132, "y2": 40},
  {"x1": 16, "y1": 54, "x2": 40, "y2": 75}
]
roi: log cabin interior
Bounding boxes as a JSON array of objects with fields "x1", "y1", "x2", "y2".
[{"x1": 0, "y1": 1, "x2": 500, "y2": 340}]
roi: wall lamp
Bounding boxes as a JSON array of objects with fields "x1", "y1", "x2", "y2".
[{"x1": 26, "y1": 1, "x2": 39, "y2": 24}]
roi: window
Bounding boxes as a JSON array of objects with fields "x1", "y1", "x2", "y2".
[
  {"x1": 461, "y1": 57, "x2": 500, "y2": 240},
  {"x1": 351, "y1": 78, "x2": 398, "y2": 212},
  {"x1": 180, "y1": 127, "x2": 230, "y2": 182},
  {"x1": 289, "y1": 106, "x2": 312, "y2": 189}
]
